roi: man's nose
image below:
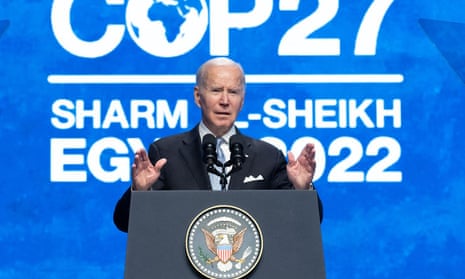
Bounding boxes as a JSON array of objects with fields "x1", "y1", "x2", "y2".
[{"x1": 219, "y1": 91, "x2": 229, "y2": 104}]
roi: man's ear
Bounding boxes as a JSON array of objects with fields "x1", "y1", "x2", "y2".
[{"x1": 194, "y1": 86, "x2": 201, "y2": 107}]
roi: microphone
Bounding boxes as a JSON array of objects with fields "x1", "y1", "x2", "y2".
[
  {"x1": 203, "y1": 133, "x2": 227, "y2": 190},
  {"x1": 229, "y1": 135, "x2": 245, "y2": 169},
  {"x1": 202, "y1": 134, "x2": 217, "y2": 166}
]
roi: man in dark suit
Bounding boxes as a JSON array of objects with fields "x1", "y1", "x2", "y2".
[{"x1": 113, "y1": 57, "x2": 322, "y2": 232}]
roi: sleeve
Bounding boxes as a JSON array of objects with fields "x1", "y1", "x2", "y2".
[{"x1": 113, "y1": 186, "x2": 132, "y2": 233}]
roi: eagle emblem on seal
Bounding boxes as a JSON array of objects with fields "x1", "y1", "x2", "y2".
[{"x1": 201, "y1": 227, "x2": 251, "y2": 272}]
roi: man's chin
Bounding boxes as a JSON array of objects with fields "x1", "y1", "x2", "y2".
[
  {"x1": 213, "y1": 116, "x2": 233, "y2": 124},
  {"x1": 212, "y1": 121, "x2": 234, "y2": 131}
]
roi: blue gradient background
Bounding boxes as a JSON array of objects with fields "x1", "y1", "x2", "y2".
[{"x1": 1, "y1": 1, "x2": 464, "y2": 278}]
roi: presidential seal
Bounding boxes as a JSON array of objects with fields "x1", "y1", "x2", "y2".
[{"x1": 185, "y1": 205, "x2": 263, "y2": 279}]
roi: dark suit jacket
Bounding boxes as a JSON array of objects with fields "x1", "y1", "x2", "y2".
[{"x1": 113, "y1": 126, "x2": 322, "y2": 232}]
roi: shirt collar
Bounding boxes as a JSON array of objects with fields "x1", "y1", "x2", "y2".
[{"x1": 198, "y1": 121, "x2": 236, "y2": 144}]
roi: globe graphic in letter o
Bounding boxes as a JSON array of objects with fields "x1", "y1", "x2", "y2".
[{"x1": 126, "y1": 0, "x2": 208, "y2": 58}]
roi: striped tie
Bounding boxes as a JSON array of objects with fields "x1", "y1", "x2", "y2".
[{"x1": 216, "y1": 138, "x2": 225, "y2": 164}]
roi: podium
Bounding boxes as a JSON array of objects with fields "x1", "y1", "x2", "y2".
[{"x1": 125, "y1": 190, "x2": 325, "y2": 278}]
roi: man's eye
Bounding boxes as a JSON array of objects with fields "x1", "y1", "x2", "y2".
[{"x1": 228, "y1": 90, "x2": 242, "y2": 95}]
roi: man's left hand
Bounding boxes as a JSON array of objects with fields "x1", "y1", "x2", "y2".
[{"x1": 286, "y1": 143, "x2": 316, "y2": 190}]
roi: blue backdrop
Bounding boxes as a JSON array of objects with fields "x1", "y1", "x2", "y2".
[{"x1": 1, "y1": 0, "x2": 464, "y2": 278}]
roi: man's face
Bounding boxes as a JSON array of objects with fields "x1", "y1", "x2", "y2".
[{"x1": 194, "y1": 64, "x2": 245, "y2": 136}]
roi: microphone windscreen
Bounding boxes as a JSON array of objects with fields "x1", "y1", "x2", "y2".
[
  {"x1": 229, "y1": 135, "x2": 245, "y2": 167},
  {"x1": 202, "y1": 133, "x2": 216, "y2": 147},
  {"x1": 229, "y1": 134, "x2": 244, "y2": 150},
  {"x1": 202, "y1": 133, "x2": 217, "y2": 165}
]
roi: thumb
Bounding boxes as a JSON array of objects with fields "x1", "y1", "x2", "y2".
[
  {"x1": 154, "y1": 158, "x2": 167, "y2": 172},
  {"x1": 287, "y1": 151, "x2": 296, "y2": 164}
]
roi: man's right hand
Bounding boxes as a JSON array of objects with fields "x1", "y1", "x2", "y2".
[{"x1": 131, "y1": 149, "x2": 167, "y2": 191}]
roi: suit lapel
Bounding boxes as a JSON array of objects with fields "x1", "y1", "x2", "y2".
[{"x1": 178, "y1": 127, "x2": 211, "y2": 189}]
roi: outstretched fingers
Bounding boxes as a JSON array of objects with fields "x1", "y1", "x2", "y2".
[{"x1": 131, "y1": 149, "x2": 167, "y2": 190}]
